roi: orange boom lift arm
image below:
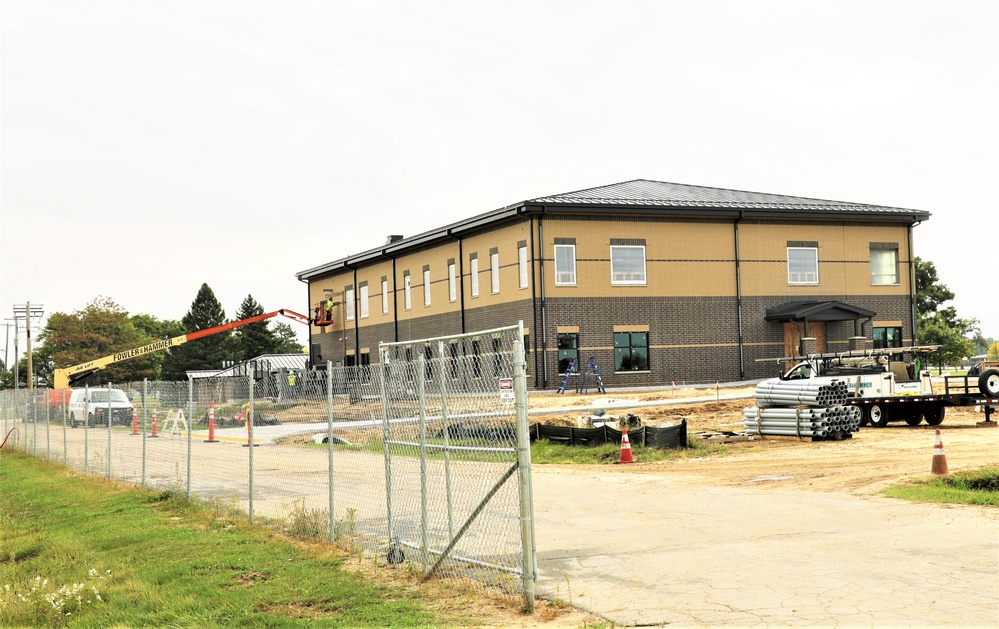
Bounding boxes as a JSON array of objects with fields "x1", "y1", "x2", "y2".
[{"x1": 52, "y1": 309, "x2": 310, "y2": 389}]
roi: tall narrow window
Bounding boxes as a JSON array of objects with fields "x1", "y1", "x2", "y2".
[
  {"x1": 787, "y1": 247, "x2": 819, "y2": 285},
  {"x1": 381, "y1": 278, "x2": 389, "y2": 314},
  {"x1": 345, "y1": 288, "x2": 355, "y2": 321},
  {"x1": 423, "y1": 267, "x2": 431, "y2": 307},
  {"x1": 614, "y1": 331, "x2": 649, "y2": 371},
  {"x1": 448, "y1": 262, "x2": 457, "y2": 302},
  {"x1": 359, "y1": 284, "x2": 369, "y2": 319},
  {"x1": 490, "y1": 251, "x2": 500, "y2": 294},
  {"x1": 470, "y1": 256, "x2": 479, "y2": 297},
  {"x1": 870, "y1": 245, "x2": 899, "y2": 285},
  {"x1": 404, "y1": 273, "x2": 412, "y2": 310},
  {"x1": 610, "y1": 246, "x2": 646, "y2": 285},
  {"x1": 518, "y1": 244, "x2": 529, "y2": 289},
  {"x1": 554, "y1": 244, "x2": 576, "y2": 286},
  {"x1": 557, "y1": 333, "x2": 579, "y2": 374}
]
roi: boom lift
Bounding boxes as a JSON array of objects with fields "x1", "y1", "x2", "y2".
[{"x1": 52, "y1": 309, "x2": 310, "y2": 389}]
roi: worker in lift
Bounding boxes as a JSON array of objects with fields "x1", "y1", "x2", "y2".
[{"x1": 326, "y1": 296, "x2": 334, "y2": 321}]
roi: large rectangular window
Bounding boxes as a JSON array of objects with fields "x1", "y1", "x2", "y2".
[
  {"x1": 345, "y1": 288, "x2": 355, "y2": 321},
  {"x1": 470, "y1": 256, "x2": 479, "y2": 297},
  {"x1": 557, "y1": 333, "x2": 579, "y2": 374},
  {"x1": 404, "y1": 273, "x2": 412, "y2": 310},
  {"x1": 554, "y1": 244, "x2": 576, "y2": 286},
  {"x1": 381, "y1": 278, "x2": 389, "y2": 314},
  {"x1": 788, "y1": 247, "x2": 819, "y2": 284},
  {"x1": 614, "y1": 331, "x2": 649, "y2": 371},
  {"x1": 518, "y1": 244, "x2": 529, "y2": 289},
  {"x1": 359, "y1": 284, "x2": 369, "y2": 319},
  {"x1": 873, "y1": 326, "x2": 902, "y2": 349},
  {"x1": 448, "y1": 261, "x2": 457, "y2": 302},
  {"x1": 610, "y1": 245, "x2": 646, "y2": 285},
  {"x1": 870, "y1": 245, "x2": 899, "y2": 285},
  {"x1": 491, "y1": 251, "x2": 500, "y2": 294},
  {"x1": 423, "y1": 267, "x2": 431, "y2": 307}
]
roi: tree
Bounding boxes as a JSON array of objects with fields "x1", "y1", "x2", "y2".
[
  {"x1": 161, "y1": 284, "x2": 231, "y2": 380},
  {"x1": 130, "y1": 314, "x2": 186, "y2": 379},
  {"x1": 231, "y1": 295, "x2": 275, "y2": 361},
  {"x1": 38, "y1": 297, "x2": 157, "y2": 386},
  {"x1": 988, "y1": 342, "x2": 999, "y2": 362},
  {"x1": 914, "y1": 257, "x2": 955, "y2": 320},
  {"x1": 272, "y1": 322, "x2": 305, "y2": 354},
  {"x1": 918, "y1": 317, "x2": 974, "y2": 374}
]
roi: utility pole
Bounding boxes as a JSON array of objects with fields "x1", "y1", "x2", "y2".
[{"x1": 12, "y1": 303, "x2": 44, "y2": 390}]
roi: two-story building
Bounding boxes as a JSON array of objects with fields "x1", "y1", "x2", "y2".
[{"x1": 295, "y1": 179, "x2": 929, "y2": 388}]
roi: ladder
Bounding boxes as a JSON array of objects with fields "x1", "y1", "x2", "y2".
[
  {"x1": 557, "y1": 358, "x2": 578, "y2": 394},
  {"x1": 579, "y1": 357, "x2": 607, "y2": 394}
]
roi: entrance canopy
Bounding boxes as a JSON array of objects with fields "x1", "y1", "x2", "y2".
[{"x1": 765, "y1": 301, "x2": 876, "y2": 323}]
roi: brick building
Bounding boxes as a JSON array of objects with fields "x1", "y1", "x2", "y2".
[{"x1": 295, "y1": 179, "x2": 929, "y2": 388}]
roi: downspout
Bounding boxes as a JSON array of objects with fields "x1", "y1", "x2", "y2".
[
  {"x1": 907, "y1": 219, "x2": 922, "y2": 343},
  {"x1": 528, "y1": 215, "x2": 539, "y2": 388},
  {"x1": 346, "y1": 263, "x2": 359, "y2": 358},
  {"x1": 538, "y1": 208, "x2": 549, "y2": 389},
  {"x1": 734, "y1": 213, "x2": 746, "y2": 379}
]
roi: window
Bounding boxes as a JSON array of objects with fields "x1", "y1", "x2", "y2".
[
  {"x1": 554, "y1": 244, "x2": 576, "y2": 285},
  {"x1": 345, "y1": 288, "x2": 355, "y2": 321},
  {"x1": 873, "y1": 326, "x2": 902, "y2": 349},
  {"x1": 490, "y1": 251, "x2": 500, "y2": 293},
  {"x1": 359, "y1": 285, "x2": 369, "y2": 319},
  {"x1": 557, "y1": 333, "x2": 579, "y2": 374},
  {"x1": 423, "y1": 268, "x2": 431, "y2": 307},
  {"x1": 381, "y1": 278, "x2": 389, "y2": 314},
  {"x1": 470, "y1": 257, "x2": 479, "y2": 297},
  {"x1": 610, "y1": 246, "x2": 646, "y2": 285},
  {"x1": 518, "y1": 244, "x2": 529, "y2": 289},
  {"x1": 614, "y1": 332, "x2": 649, "y2": 371},
  {"x1": 788, "y1": 247, "x2": 819, "y2": 284},
  {"x1": 870, "y1": 246, "x2": 899, "y2": 285},
  {"x1": 448, "y1": 262, "x2": 457, "y2": 302},
  {"x1": 404, "y1": 274, "x2": 412, "y2": 310}
]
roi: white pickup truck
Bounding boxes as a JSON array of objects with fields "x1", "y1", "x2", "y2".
[{"x1": 774, "y1": 347, "x2": 999, "y2": 427}]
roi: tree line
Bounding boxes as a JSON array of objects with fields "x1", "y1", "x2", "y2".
[{"x1": 0, "y1": 283, "x2": 304, "y2": 387}]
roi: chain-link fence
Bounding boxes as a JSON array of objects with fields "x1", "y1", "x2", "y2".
[{"x1": 0, "y1": 323, "x2": 537, "y2": 609}]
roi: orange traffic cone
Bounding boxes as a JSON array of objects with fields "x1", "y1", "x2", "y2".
[
  {"x1": 130, "y1": 408, "x2": 139, "y2": 435},
  {"x1": 617, "y1": 426, "x2": 636, "y2": 464},
  {"x1": 148, "y1": 404, "x2": 159, "y2": 438},
  {"x1": 931, "y1": 429, "x2": 948, "y2": 475}
]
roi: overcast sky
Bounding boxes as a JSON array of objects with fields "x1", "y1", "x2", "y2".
[{"x1": 2, "y1": 0, "x2": 997, "y2": 367}]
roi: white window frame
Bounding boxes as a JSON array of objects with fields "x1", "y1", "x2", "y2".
[
  {"x1": 518, "y1": 245, "x2": 529, "y2": 289},
  {"x1": 423, "y1": 269, "x2": 432, "y2": 307},
  {"x1": 554, "y1": 244, "x2": 576, "y2": 286},
  {"x1": 359, "y1": 285, "x2": 369, "y2": 319},
  {"x1": 787, "y1": 247, "x2": 819, "y2": 285},
  {"x1": 381, "y1": 278, "x2": 389, "y2": 314},
  {"x1": 448, "y1": 262, "x2": 457, "y2": 302},
  {"x1": 491, "y1": 252, "x2": 500, "y2": 294},
  {"x1": 345, "y1": 288, "x2": 355, "y2": 321},
  {"x1": 470, "y1": 258, "x2": 479, "y2": 297},
  {"x1": 610, "y1": 245, "x2": 647, "y2": 285},
  {"x1": 404, "y1": 274, "x2": 412, "y2": 310},
  {"x1": 870, "y1": 248, "x2": 899, "y2": 286}
]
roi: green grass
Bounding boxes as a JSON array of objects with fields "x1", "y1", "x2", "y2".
[
  {"x1": 530, "y1": 437, "x2": 728, "y2": 464},
  {"x1": 0, "y1": 451, "x2": 446, "y2": 628},
  {"x1": 881, "y1": 466, "x2": 999, "y2": 506}
]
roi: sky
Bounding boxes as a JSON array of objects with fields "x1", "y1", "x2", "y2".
[{"x1": 2, "y1": 0, "x2": 997, "y2": 368}]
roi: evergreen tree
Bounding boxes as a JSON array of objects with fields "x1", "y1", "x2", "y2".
[
  {"x1": 161, "y1": 284, "x2": 231, "y2": 380},
  {"x1": 232, "y1": 294, "x2": 275, "y2": 360},
  {"x1": 272, "y1": 322, "x2": 305, "y2": 354}
]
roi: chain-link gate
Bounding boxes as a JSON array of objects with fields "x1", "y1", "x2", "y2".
[{"x1": 379, "y1": 323, "x2": 536, "y2": 607}]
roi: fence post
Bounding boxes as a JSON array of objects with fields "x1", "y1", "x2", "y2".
[
  {"x1": 187, "y1": 375, "x2": 193, "y2": 499},
  {"x1": 84, "y1": 384, "x2": 89, "y2": 474},
  {"x1": 62, "y1": 398, "x2": 67, "y2": 466},
  {"x1": 378, "y1": 348, "x2": 397, "y2": 558},
  {"x1": 417, "y1": 351, "x2": 430, "y2": 574},
  {"x1": 141, "y1": 379, "x2": 147, "y2": 488},
  {"x1": 438, "y1": 340, "x2": 455, "y2": 538},
  {"x1": 326, "y1": 362, "x2": 335, "y2": 543},
  {"x1": 514, "y1": 321, "x2": 537, "y2": 611},
  {"x1": 248, "y1": 375, "x2": 254, "y2": 524},
  {"x1": 46, "y1": 396, "x2": 51, "y2": 460},
  {"x1": 107, "y1": 381, "x2": 113, "y2": 480},
  {"x1": 32, "y1": 391, "x2": 37, "y2": 455}
]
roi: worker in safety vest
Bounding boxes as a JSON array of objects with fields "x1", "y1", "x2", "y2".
[
  {"x1": 287, "y1": 372, "x2": 297, "y2": 398},
  {"x1": 326, "y1": 296, "x2": 334, "y2": 321}
]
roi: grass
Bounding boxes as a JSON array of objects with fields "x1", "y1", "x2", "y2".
[
  {"x1": 0, "y1": 451, "x2": 448, "y2": 628},
  {"x1": 881, "y1": 466, "x2": 999, "y2": 506},
  {"x1": 530, "y1": 436, "x2": 728, "y2": 464}
]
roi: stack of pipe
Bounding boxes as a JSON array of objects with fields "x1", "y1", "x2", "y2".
[
  {"x1": 742, "y1": 405, "x2": 861, "y2": 437},
  {"x1": 744, "y1": 378, "x2": 859, "y2": 439},
  {"x1": 753, "y1": 378, "x2": 848, "y2": 408}
]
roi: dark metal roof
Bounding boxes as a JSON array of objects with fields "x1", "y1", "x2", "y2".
[
  {"x1": 765, "y1": 301, "x2": 877, "y2": 322},
  {"x1": 296, "y1": 179, "x2": 929, "y2": 281}
]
